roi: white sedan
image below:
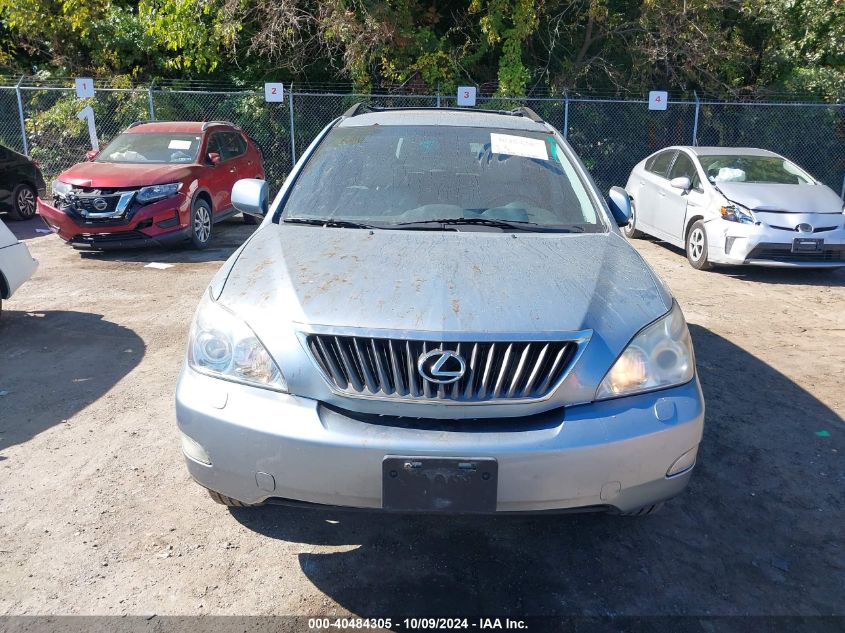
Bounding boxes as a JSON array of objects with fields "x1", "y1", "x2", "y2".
[
  {"x1": 624, "y1": 146, "x2": 845, "y2": 269},
  {"x1": 0, "y1": 218, "x2": 37, "y2": 315}
]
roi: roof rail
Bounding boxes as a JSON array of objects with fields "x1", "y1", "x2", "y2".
[
  {"x1": 509, "y1": 106, "x2": 544, "y2": 123},
  {"x1": 201, "y1": 120, "x2": 238, "y2": 131},
  {"x1": 341, "y1": 102, "x2": 372, "y2": 118},
  {"x1": 126, "y1": 120, "x2": 147, "y2": 129},
  {"x1": 340, "y1": 103, "x2": 546, "y2": 124}
]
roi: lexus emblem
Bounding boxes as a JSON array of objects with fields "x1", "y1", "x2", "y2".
[
  {"x1": 796, "y1": 223, "x2": 813, "y2": 233},
  {"x1": 417, "y1": 349, "x2": 466, "y2": 384},
  {"x1": 92, "y1": 197, "x2": 108, "y2": 211}
]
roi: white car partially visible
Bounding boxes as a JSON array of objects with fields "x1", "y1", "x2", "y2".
[
  {"x1": 624, "y1": 146, "x2": 845, "y2": 269},
  {"x1": 0, "y1": 218, "x2": 37, "y2": 315}
]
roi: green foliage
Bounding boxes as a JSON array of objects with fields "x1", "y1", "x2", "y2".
[{"x1": 0, "y1": 0, "x2": 843, "y2": 99}]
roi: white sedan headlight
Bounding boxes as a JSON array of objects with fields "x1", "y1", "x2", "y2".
[
  {"x1": 596, "y1": 302, "x2": 694, "y2": 400},
  {"x1": 188, "y1": 291, "x2": 287, "y2": 392}
]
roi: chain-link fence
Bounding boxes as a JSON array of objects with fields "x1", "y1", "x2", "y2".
[{"x1": 2, "y1": 77, "x2": 844, "y2": 199}]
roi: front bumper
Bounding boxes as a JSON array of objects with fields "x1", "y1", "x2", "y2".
[
  {"x1": 37, "y1": 194, "x2": 191, "y2": 250},
  {"x1": 705, "y1": 218, "x2": 845, "y2": 267},
  {"x1": 175, "y1": 367, "x2": 705, "y2": 513}
]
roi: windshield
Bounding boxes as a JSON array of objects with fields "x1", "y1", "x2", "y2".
[
  {"x1": 281, "y1": 125, "x2": 604, "y2": 232},
  {"x1": 97, "y1": 133, "x2": 202, "y2": 164},
  {"x1": 698, "y1": 154, "x2": 814, "y2": 185}
]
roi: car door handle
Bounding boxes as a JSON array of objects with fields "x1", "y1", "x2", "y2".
[{"x1": 229, "y1": 167, "x2": 237, "y2": 174}]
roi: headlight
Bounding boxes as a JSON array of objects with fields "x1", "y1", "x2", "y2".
[
  {"x1": 188, "y1": 291, "x2": 287, "y2": 392},
  {"x1": 596, "y1": 302, "x2": 695, "y2": 400},
  {"x1": 52, "y1": 180, "x2": 72, "y2": 197},
  {"x1": 136, "y1": 182, "x2": 180, "y2": 205},
  {"x1": 719, "y1": 204, "x2": 754, "y2": 224}
]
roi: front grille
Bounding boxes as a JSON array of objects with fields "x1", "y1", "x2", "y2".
[
  {"x1": 305, "y1": 335, "x2": 577, "y2": 402},
  {"x1": 57, "y1": 187, "x2": 137, "y2": 219},
  {"x1": 746, "y1": 242, "x2": 845, "y2": 263}
]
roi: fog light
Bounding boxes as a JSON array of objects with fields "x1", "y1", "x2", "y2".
[
  {"x1": 667, "y1": 446, "x2": 697, "y2": 477},
  {"x1": 181, "y1": 432, "x2": 211, "y2": 465}
]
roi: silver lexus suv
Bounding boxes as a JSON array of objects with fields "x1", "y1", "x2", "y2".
[{"x1": 175, "y1": 105, "x2": 705, "y2": 514}]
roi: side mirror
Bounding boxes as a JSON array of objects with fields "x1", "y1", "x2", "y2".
[
  {"x1": 207, "y1": 152, "x2": 221, "y2": 165},
  {"x1": 232, "y1": 178, "x2": 269, "y2": 218},
  {"x1": 669, "y1": 176, "x2": 691, "y2": 191},
  {"x1": 86, "y1": 149, "x2": 100, "y2": 161},
  {"x1": 607, "y1": 186, "x2": 632, "y2": 227}
]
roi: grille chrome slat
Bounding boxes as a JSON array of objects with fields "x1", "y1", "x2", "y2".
[{"x1": 306, "y1": 334, "x2": 576, "y2": 403}]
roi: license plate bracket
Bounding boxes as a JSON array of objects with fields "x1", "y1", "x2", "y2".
[
  {"x1": 792, "y1": 237, "x2": 823, "y2": 253},
  {"x1": 382, "y1": 456, "x2": 498, "y2": 512}
]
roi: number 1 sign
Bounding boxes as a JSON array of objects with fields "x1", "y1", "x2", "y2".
[{"x1": 75, "y1": 78, "x2": 94, "y2": 99}]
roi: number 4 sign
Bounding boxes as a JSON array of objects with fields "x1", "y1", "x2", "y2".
[
  {"x1": 457, "y1": 86, "x2": 476, "y2": 107},
  {"x1": 264, "y1": 83, "x2": 284, "y2": 103},
  {"x1": 648, "y1": 90, "x2": 668, "y2": 111}
]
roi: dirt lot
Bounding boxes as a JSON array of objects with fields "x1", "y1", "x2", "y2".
[{"x1": 0, "y1": 215, "x2": 843, "y2": 618}]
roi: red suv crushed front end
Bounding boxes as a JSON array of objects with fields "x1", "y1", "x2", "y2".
[{"x1": 37, "y1": 121, "x2": 265, "y2": 250}]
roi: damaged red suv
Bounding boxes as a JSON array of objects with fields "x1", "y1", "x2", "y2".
[{"x1": 38, "y1": 121, "x2": 264, "y2": 250}]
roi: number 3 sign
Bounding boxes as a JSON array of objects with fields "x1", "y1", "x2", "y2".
[{"x1": 457, "y1": 86, "x2": 476, "y2": 107}]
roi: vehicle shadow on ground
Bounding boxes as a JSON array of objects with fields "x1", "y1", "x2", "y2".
[
  {"x1": 0, "y1": 310, "x2": 144, "y2": 457},
  {"x1": 3, "y1": 215, "x2": 51, "y2": 241},
  {"x1": 230, "y1": 326, "x2": 845, "y2": 616},
  {"x1": 74, "y1": 218, "x2": 259, "y2": 265},
  {"x1": 650, "y1": 239, "x2": 845, "y2": 287}
]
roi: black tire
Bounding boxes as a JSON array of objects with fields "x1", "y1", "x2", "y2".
[
  {"x1": 242, "y1": 213, "x2": 258, "y2": 226},
  {"x1": 8, "y1": 184, "x2": 37, "y2": 221},
  {"x1": 207, "y1": 489, "x2": 254, "y2": 507},
  {"x1": 189, "y1": 198, "x2": 213, "y2": 249},
  {"x1": 685, "y1": 220, "x2": 712, "y2": 270},
  {"x1": 619, "y1": 502, "x2": 664, "y2": 516},
  {"x1": 623, "y1": 200, "x2": 643, "y2": 239}
]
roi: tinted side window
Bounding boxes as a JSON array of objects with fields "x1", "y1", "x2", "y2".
[
  {"x1": 206, "y1": 132, "x2": 225, "y2": 159},
  {"x1": 648, "y1": 151, "x2": 676, "y2": 178},
  {"x1": 219, "y1": 132, "x2": 246, "y2": 160},
  {"x1": 669, "y1": 153, "x2": 695, "y2": 180}
]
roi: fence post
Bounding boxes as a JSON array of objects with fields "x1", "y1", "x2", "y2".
[
  {"x1": 563, "y1": 92, "x2": 570, "y2": 140},
  {"x1": 692, "y1": 91, "x2": 700, "y2": 146},
  {"x1": 436, "y1": 82, "x2": 441, "y2": 108},
  {"x1": 15, "y1": 75, "x2": 29, "y2": 157},
  {"x1": 148, "y1": 79, "x2": 156, "y2": 121},
  {"x1": 288, "y1": 84, "x2": 297, "y2": 166}
]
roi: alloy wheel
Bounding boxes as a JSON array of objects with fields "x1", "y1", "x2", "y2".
[
  {"x1": 16, "y1": 187, "x2": 36, "y2": 218},
  {"x1": 688, "y1": 227, "x2": 705, "y2": 261},
  {"x1": 194, "y1": 206, "x2": 211, "y2": 243}
]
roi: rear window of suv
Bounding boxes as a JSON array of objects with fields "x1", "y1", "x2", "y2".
[{"x1": 281, "y1": 125, "x2": 604, "y2": 232}]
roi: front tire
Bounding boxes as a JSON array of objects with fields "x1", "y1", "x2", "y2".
[
  {"x1": 623, "y1": 200, "x2": 643, "y2": 239},
  {"x1": 190, "y1": 198, "x2": 213, "y2": 249},
  {"x1": 8, "y1": 184, "x2": 37, "y2": 220},
  {"x1": 686, "y1": 220, "x2": 712, "y2": 270}
]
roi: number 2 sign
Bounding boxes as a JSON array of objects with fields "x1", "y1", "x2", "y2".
[
  {"x1": 264, "y1": 83, "x2": 285, "y2": 103},
  {"x1": 457, "y1": 86, "x2": 476, "y2": 107},
  {"x1": 648, "y1": 90, "x2": 668, "y2": 111}
]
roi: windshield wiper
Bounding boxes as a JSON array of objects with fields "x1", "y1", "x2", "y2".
[
  {"x1": 395, "y1": 218, "x2": 584, "y2": 232},
  {"x1": 284, "y1": 217, "x2": 383, "y2": 230}
]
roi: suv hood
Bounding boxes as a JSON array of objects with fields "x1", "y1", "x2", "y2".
[
  {"x1": 214, "y1": 226, "x2": 673, "y2": 412},
  {"x1": 58, "y1": 161, "x2": 195, "y2": 188},
  {"x1": 717, "y1": 182, "x2": 843, "y2": 214}
]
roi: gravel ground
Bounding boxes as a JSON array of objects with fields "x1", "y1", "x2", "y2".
[{"x1": 0, "y1": 215, "x2": 843, "y2": 618}]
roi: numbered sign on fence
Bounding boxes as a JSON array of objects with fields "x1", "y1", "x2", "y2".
[
  {"x1": 75, "y1": 78, "x2": 94, "y2": 99},
  {"x1": 264, "y1": 83, "x2": 284, "y2": 103},
  {"x1": 648, "y1": 90, "x2": 668, "y2": 111},
  {"x1": 457, "y1": 86, "x2": 476, "y2": 107}
]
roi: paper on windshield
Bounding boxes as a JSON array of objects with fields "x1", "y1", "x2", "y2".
[
  {"x1": 168, "y1": 139, "x2": 192, "y2": 150},
  {"x1": 715, "y1": 167, "x2": 746, "y2": 182},
  {"x1": 490, "y1": 133, "x2": 548, "y2": 160}
]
